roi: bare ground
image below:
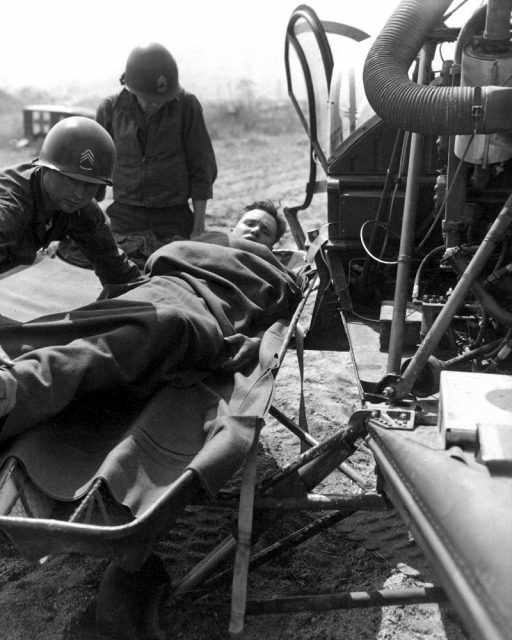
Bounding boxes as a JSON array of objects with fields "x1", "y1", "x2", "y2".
[{"x1": 0, "y1": 133, "x2": 470, "y2": 639}]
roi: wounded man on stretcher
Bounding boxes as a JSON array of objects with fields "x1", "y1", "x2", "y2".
[{"x1": 0, "y1": 204, "x2": 302, "y2": 446}]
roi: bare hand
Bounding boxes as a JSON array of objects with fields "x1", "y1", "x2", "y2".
[
  {"x1": 221, "y1": 334, "x2": 261, "y2": 371},
  {"x1": 43, "y1": 241, "x2": 60, "y2": 258}
]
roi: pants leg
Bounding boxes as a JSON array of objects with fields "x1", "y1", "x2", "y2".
[{"x1": 0, "y1": 277, "x2": 225, "y2": 444}]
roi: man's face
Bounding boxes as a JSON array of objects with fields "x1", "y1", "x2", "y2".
[
  {"x1": 42, "y1": 170, "x2": 99, "y2": 213},
  {"x1": 231, "y1": 210, "x2": 278, "y2": 249},
  {"x1": 136, "y1": 95, "x2": 168, "y2": 117}
]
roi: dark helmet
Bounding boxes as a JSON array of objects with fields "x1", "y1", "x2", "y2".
[
  {"x1": 123, "y1": 42, "x2": 181, "y2": 102},
  {"x1": 34, "y1": 116, "x2": 115, "y2": 185}
]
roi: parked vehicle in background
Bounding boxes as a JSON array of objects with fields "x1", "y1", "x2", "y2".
[{"x1": 16, "y1": 104, "x2": 95, "y2": 149}]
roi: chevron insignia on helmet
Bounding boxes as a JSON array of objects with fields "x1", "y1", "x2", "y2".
[
  {"x1": 79, "y1": 149, "x2": 95, "y2": 171},
  {"x1": 157, "y1": 74, "x2": 168, "y2": 93}
]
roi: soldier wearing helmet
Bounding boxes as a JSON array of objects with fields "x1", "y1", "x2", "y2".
[
  {"x1": 92, "y1": 42, "x2": 217, "y2": 267},
  {"x1": 0, "y1": 116, "x2": 140, "y2": 285}
]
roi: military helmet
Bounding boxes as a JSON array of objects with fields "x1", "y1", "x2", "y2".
[
  {"x1": 124, "y1": 42, "x2": 181, "y2": 102},
  {"x1": 34, "y1": 116, "x2": 115, "y2": 185}
]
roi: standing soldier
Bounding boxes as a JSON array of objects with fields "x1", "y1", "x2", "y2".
[{"x1": 89, "y1": 42, "x2": 217, "y2": 267}]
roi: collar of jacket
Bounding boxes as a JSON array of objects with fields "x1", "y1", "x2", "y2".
[
  {"x1": 31, "y1": 166, "x2": 60, "y2": 225},
  {"x1": 118, "y1": 87, "x2": 184, "y2": 117}
]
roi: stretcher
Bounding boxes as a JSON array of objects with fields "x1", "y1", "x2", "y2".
[
  {"x1": 0, "y1": 256, "x2": 304, "y2": 543},
  {"x1": 0, "y1": 248, "x2": 365, "y2": 638}
]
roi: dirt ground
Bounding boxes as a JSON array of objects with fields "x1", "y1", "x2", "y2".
[{"x1": 0, "y1": 133, "x2": 469, "y2": 639}]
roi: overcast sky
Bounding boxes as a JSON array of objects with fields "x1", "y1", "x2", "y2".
[{"x1": 1, "y1": 0, "x2": 481, "y2": 101}]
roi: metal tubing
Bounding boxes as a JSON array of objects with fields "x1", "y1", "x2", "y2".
[
  {"x1": 393, "y1": 192, "x2": 512, "y2": 399},
  {"x1": 257, "y1": 420, "x2": 365, "y2": 494},
  {"x1": 170, "y1": 534, "x2": 238, "y2": 599},
  {"x1": 173, "y1": 423, "x2": 367, "y2": 596},
  {"x1": 202, "y1": 510, "x2": 360, "y2": 593},
  {"x1": 253, "y1": 492, "x2": 386, "y2": 511},
  {"x1": 386, "y1": 46, "x2": 432, "y2": 375},
  {"x1": 269, "y1": 405, "x2": 372, "y2": 490},
  {"x1": 244, "y1": 586, "x2": 448, "y2": 614},
  {"x1": 444, "y1": 139, "x2": 468, "y2": 249},
  {"x1": 452, "y1": 256, "x2": 512, "y2": 326},
  {"x1": 438, "y1": 338, "x2": 502, "y2": 368},
  {"x1": 275, "y1": 274, "x2": 317, "y2": 366},
  {"x1": 484, "y1": 0, "x2": 512, "y2": 45},
  {"x1": 206, "y1": 492, "x2": 386, "y2": 512},
  {"x1": 198, "y1": 587, "x2": 447, "y2": 614}
]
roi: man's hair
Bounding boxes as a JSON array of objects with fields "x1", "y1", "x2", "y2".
[{"x1": 239, "y1": 200, "x2": 287, "y2": 243}]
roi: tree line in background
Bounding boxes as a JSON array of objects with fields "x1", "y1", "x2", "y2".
[{"x1": 0, "y1": 79, "x2": 303, "y2": 149}]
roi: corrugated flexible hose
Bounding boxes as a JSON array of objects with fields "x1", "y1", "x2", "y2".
[{"x1": 362, "y1": 0, "x2": 512, "y2": 135}]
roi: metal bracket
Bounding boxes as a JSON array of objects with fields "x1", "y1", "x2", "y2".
[{"x1": 366, "y1": 405, "x2": 416, "y2": 430}]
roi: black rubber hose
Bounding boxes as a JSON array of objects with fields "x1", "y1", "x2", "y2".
[{"x1": 363, "y1": 0, "x2": 512, "y2": 135}]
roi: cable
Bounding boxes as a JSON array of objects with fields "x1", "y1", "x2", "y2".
[
  {"x1": 359, "y1": 219, "x2": 401, "y2": 265},
  {"x1": 411, "y1": 245, "x2": 445, "y2": 301}
]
